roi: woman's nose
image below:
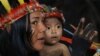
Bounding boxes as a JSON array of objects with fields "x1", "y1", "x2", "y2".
[{"x1": 38, "y1": 22, "x2": 46, "y2": 32}]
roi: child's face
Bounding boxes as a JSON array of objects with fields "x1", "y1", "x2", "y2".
[{"x1": 44, "y1": 18, "x2": 62, "y2": 45}]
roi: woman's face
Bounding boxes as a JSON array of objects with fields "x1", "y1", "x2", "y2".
[{"x1": 30, "y1": 12, "x2": 46, "y2": 51}]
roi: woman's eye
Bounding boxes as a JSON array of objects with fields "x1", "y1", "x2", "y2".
[
  {"x1": 57, "y1": 25, "x2": 61, "y2": 29},
  {"x1": 32, "y1": 21, "x2": 37, "y2": 25}
]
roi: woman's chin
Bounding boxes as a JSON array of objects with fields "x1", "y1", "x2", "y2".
[{"x1": 33, "y1": 41, "x2": 44, "y2": 51}]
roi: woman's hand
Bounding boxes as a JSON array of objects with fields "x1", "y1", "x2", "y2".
[{"x1": 73, "y1": 17, "x2": 98, "y2": 41}]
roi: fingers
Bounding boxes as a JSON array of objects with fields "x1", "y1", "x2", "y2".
[
  {"x1": 88, "y1": 31, "x2": 98, "y2": 41},
  {"x1": 82, "y1": 23, "x2": 97, "y2": 41},
  {"x1": 70, "y1": 24, "x2": 76, "y2": 30},
  {"x1": 84, "y1": 29, "x2": 98, "y2": 41},
  {"x1": 71, "y1": 23, "x2": 98, "y2": 41},
  {"x1": 82, "y1": 23, "x2": 94, "y2": 37},
  {"x1": 74, "y1": 17, "x2": 85, "y2": 36},
  {"x1": 82, "y1": 23, "x2": 98, "y2": 41},
  {"x1": 70, "y1": 17, "x2": 98, "y2": 42}
]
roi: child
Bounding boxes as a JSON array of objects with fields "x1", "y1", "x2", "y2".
[{"x1": 40, "y1": 8, "x2": 71, "y2": 56}]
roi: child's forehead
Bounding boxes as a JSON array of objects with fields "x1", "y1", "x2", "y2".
[
  {"x1": 45, "y1": 17, "x2": 59, "y2": 21},
  {"x1": 45, "y1": 17, "x2": 62, "y2": 24}
]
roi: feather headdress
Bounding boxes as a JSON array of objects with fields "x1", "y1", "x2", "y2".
[{"x1": 0, "y1": 0, "x2": 43, "y2": 29}]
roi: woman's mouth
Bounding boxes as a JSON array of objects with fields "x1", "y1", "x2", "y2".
[
  {"x1": 38, "y1": 37, "x2": 45, "y2": 42},
  {"x1": 38, "y1": 36, "x2": 44, "y2": 39}
]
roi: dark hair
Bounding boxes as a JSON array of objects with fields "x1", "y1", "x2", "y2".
[
  {"x1": 0, "y1": 13, "x2": 40, "y2": 56},
  {"x1": 9, "y1": 14, "x2": 39, "y2": 56}
]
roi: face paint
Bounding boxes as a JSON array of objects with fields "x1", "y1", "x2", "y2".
[{"x1": 30, "y1": 12, "x2": 46, "y2": 51}]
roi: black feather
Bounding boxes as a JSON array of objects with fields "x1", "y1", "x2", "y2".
[{"x1": 8, "y1": 0, "x2": 20, "y2": 8}]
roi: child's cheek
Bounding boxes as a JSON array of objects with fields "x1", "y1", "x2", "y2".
[
  {"x1": 57, "y1": 29, "x2": 62, "y2": 36},
  {"x1": 46, "y1": 30, "x2": 52, "y2": 37}
]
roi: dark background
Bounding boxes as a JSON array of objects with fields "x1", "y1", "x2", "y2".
[{"x1": 38, "y1": 0, "x2": 100, "y2": 43}]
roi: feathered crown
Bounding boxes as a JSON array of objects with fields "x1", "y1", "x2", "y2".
[
  {"x1": 0, "y1": 0, "x2": 44, "y2": 29},
  {"x1": 45, "y1": 7, "x2": 65, "y2": 23}
]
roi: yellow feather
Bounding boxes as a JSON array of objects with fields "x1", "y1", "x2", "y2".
[
  {"x1": 18, "y1": 0, "x2": 24, "y2": 5},
  {"x1": 0, "y1": 0, "x2": 11, "y2": 12}
]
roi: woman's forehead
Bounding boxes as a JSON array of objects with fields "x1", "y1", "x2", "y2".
[{"x1": 30, "y1": 12, "x2": 44, "y2": 18}]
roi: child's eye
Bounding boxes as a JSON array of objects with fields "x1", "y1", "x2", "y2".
[
  {"x1": 57, "y1": 25, "x2": 61, "y2": 29},
  {"x1": 47, "y1": 27, "x2": 50, "y2": 30}
]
